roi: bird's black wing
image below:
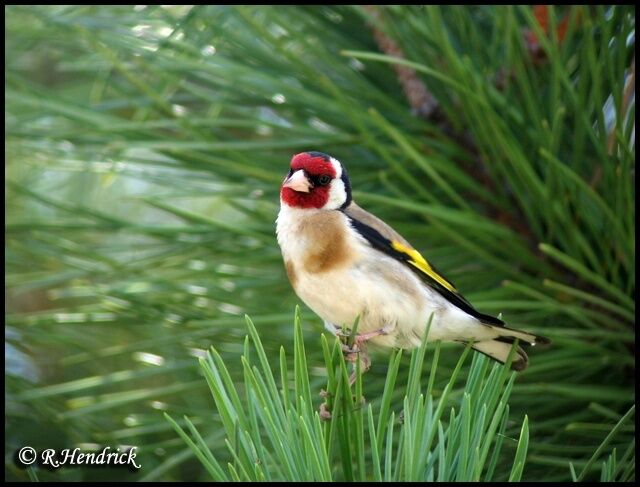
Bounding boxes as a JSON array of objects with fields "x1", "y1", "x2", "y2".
[{"x1": 345, "y1": 213, "x2": 504, "y2": 326}]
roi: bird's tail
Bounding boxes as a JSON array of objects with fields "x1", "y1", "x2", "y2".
[{"x1": 472, "y1": 324, "x2": 550, "y2": 371}]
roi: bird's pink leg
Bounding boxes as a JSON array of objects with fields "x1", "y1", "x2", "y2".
[
  {"x1": 318, "y1": 324, "x2": 396, "y2": 418},
  {"x1": 337, "y1": 324, "x2": 395, "y2": 385},
  {"x1": 338, "y1": 323, "x2": 395, "y2": 354}
]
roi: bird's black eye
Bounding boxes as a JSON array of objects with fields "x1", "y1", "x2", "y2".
[{"x1": 318, "y1": 175, "x2": 331, "y2": 186}]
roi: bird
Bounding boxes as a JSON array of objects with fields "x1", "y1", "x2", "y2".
[{"x1": 276, "y1": 151, "x2": 549, "y2": 381}]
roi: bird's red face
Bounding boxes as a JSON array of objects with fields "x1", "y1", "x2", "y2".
[{"x1": 280, "y1": 152, "x2": 350, "y2": 210}]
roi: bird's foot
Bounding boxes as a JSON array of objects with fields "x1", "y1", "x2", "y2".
[
  {"x1": 318, "y1": 389, "x2": 332, "y2": 420},
  {"x1": 319, "y1": 401, "x2": 332, "y2": 420},
  {"x1": 336, "y1": 325, "x2": 395, "y2": 386},
  {"x1": 348, "y1": 353, "x2": 371, "y2": 387},
  {"x1": 336, "y1": 324, "x2": 393, "y2": 351},
  {"x1": 339, "y1": 342, "x2": 371, "y2": 387},
  {"x1": 341, "y1": 343, "x2": 361, "y2": 362}
]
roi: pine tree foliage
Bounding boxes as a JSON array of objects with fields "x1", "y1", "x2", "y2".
[{"x1": 5, "y1": 5, "x2": 634, "y2": 482}]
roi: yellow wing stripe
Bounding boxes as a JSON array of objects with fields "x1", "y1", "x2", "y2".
[{"x1": 391, "y1": 241, "x2": 457, "y2": 292}]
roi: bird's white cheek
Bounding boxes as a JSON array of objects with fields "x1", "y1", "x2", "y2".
[
  {"x1": 329, "y1": 157, "x2": 343, "y2": 179},
  {"x1": 325, "y1": 180, "x2": 347, "y2": 209}
]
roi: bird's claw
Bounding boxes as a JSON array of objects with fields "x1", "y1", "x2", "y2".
[
  {"x1": 341, "y1": 343, "x2": 361, "y2": 363},
  {"x1": 319, "y1": 402, "x2": 332, "y2": 420}
]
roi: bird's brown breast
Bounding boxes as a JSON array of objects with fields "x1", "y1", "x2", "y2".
[{"x1": 296, "y1": 211, "x2": 357, "y2": 275}]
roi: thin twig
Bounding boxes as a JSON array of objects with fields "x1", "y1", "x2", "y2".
[{"x1": 362, "y1": 5, "x2": 439, "y2": 118}]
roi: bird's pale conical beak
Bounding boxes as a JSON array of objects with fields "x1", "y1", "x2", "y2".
[{"x1": 282, "y1": 169, "x2": 311, "y2": 193}]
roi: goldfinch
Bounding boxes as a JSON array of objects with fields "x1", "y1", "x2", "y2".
[{"x1": 276, "y1": 151, "x2": 549, "y2": 376}]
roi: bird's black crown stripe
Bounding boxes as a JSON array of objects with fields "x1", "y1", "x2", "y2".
[
  {"x1": 345, "y1": 214, "x2": 504, "y2": 326},
  {"x1": 339, "y1": 165, "x2": 352, "y2": 210},
  {"x1": 306, "y1": 151, "x2": 331, "y2": 160}
]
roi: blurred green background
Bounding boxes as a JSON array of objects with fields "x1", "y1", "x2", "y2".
[{"x1": 5, "y1": 5, "x2": 635, "y2": 482}]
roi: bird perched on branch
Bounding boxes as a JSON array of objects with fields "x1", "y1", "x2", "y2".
[{"x1": 276, "y1": 151, "x2": 549, "y2": 382}]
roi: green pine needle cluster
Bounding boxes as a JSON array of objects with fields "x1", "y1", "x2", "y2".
[
  {"x1": 167, "y1": 310, "x2": 532, "y2": 482},
  {"x1": 5, "y1": 5, "x2": 634, "y2": 482}
]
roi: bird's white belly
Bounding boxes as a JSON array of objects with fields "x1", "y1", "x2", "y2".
[
  {"x1": 276, "y1": 205, "x2": 494, "y2": 348},
  {"x1": 293, "y1": 251, "x2": 474, "y2": 349}
]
